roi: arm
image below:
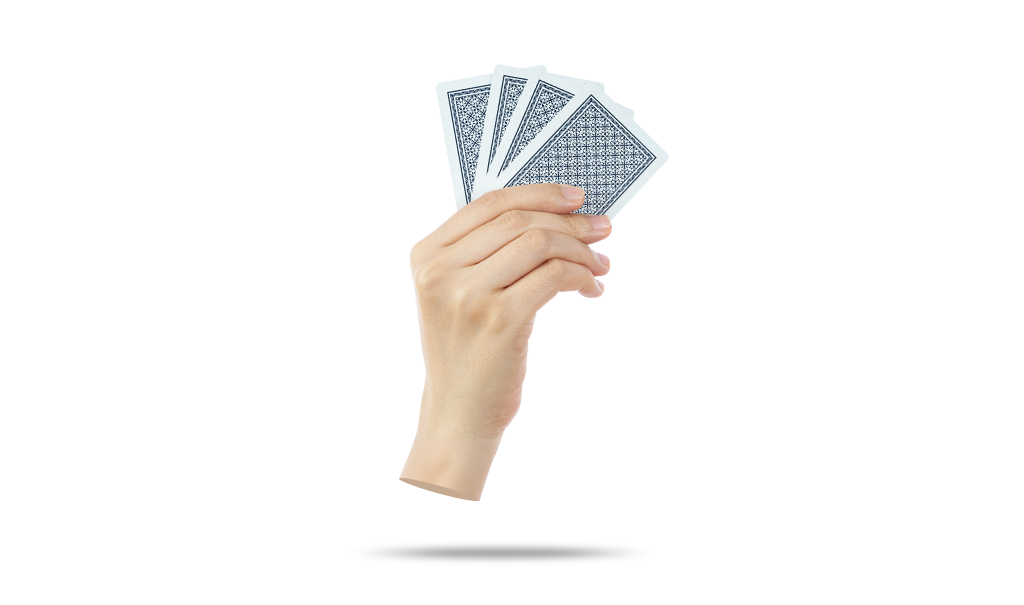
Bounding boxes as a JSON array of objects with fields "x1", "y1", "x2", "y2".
[{"x1": 380, "y1": 427, "x2": 499, "y2": 540}]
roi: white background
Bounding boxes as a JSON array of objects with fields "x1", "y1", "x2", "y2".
[{"x1": 1, "y1": 1, "x2": 1022, "y2": 603}]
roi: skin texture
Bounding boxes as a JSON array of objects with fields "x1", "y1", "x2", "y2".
[{"x1": 400, "y1": 183, "x2": 612, "y2": 500}]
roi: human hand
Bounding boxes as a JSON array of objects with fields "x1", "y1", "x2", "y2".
[{"x1": 399, "y1": 183, "x2": 612, "y2": 500}]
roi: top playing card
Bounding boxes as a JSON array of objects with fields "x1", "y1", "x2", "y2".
[
  {"x1": 474, "y1": 72, "x2": 633, "y2": 201},
  {"x1": 481, "y1": 82, "x2": 668, "y2": 219}
]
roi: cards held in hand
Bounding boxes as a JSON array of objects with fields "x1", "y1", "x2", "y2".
[{"x1": 437, "y1": 65, "x2": 667, "y2": 218}]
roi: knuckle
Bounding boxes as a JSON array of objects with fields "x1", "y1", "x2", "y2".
[
  {"x1": 551, "y1": 259, "x2": 590, "y2": 287},
  {"x1": 478, "y1": 189, "x2": 502, "y2": 209},
  {"x1": 563, "y1": 213, "x2": 588, "y2": 235},
  {"x1": 500, "y1": 209, "x2": 530, "y2": 231},
  {"x1": 452, "y1": 282, "x2": 486, "y2": 316},
  {"x1": 545, "y1": 258, "x2": 572, "y2": 280},
  {"x1": 524, "y1": 228, "x2": 552, "y2": 252},
  {"x1": 412, "y1": 267, "x2": 430, "y2": 291},
  {"x1": 451, "y1": 283, "x2": 472, "y2": 306},
  {"x1": 412, "y1": 258, "x2": 442, "y2": 292}
]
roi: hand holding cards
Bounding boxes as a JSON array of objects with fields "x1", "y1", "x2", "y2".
[
  {"x1": 437, "y1": 65, "x2": 667, "y2": 218},
  {"x1": 401, "y1": 184, "x2": 612, "y2": 500},
  {"x1": 401, "y1": 63, "x2": 665, "y2": 500}
]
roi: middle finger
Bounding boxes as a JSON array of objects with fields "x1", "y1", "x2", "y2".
[{"x1": 442, "y1": 210, "x2": 612, "y2": 268}]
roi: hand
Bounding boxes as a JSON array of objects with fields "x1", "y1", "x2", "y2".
[{"x1": 400, "y1": 183, "x2": 612, "y2": 500}]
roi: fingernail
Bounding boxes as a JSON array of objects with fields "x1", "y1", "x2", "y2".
[
  {"x1": 596, "y1": 252, "x2": 610, "y2": 268},
  {"x1": 589, "y1": 215, "x2": 611, "y2": 230},
  {"x1": 561, "y1": 185, "x2": 584, "y2": 200},
  {"x1": 596, "y1": 279, "x2": 605, "y2": 292}
]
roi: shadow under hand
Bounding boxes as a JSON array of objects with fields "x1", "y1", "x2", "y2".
[{"x1": 350, "y1": 540, "x2": 647, "y2": 569}]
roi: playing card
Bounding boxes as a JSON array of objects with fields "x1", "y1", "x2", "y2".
[
  {"x1": 478, "y1": 82, "x2": 667, "y2": 219},
  {"x1": 468, "y1": 68, "x2": 614, "y2": 201},
  {"x1": 472, "y1": 108, "x2": 640, "y2": 201},
  {"x1": 477, "y1": 73, "x2": 631, "y2": 197},
  {"x1": 436, "y1": 67, "x2": 547, "y2": 209},
  {"x1": 467, "y1": 72, "x2": 600, "y2": 202},
  {"x1": 471, "y1": 65, "x2": 547, "y2": 204}
]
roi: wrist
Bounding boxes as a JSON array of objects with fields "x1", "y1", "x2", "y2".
[{"x1": 399, "y1": 426, "x2": 503, "y2": 501}]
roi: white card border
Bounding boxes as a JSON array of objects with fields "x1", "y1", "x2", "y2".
[{"x1": 436, "y1": 74, "x2": 491, "y2": 211}]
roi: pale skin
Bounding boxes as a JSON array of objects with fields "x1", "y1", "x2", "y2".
[{"x1": 400, "y1": 183, "x2": 612, "y2": 500}]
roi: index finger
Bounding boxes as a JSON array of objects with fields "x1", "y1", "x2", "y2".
[{"x1": 422, "y1": 183, "x2": 586, "y2": 249}]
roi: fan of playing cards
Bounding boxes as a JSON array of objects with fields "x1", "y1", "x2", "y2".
[{"x1": 436, "y1": 65, "x2": 668, "y2": 218}]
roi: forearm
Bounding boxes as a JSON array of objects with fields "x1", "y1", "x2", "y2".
[{"x1": 380, "y1": 427, "x2": 499, "y2": 540}]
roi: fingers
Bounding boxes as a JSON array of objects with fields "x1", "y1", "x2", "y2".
[
  {"x1": 502, "y1": 259, "x2": 604, "y2": 320},
  {"x1": 442, "y1": 210, "x2": 612, "y2": 268},
  {"x1": 472, "y1": 228, "x2": 610, "y2": 290},
  {"x1": 420, "y1": 183, "x2": 586, "y2": 250}
]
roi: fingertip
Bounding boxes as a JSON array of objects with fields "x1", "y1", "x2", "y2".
[
  {"x1": 556, "y1": 184, "x2": 586, "y2": 213},
  {"x1": 558, "y1": 199, "x2": 585, "y2": 214},
  {"x1": 579, "y1": 278, "x2": 605, "y2": 298},
  {"x1": 560, "y1": 184, "x2": 584, "y2": 201}
]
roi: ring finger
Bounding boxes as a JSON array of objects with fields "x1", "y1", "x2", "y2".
[
  {"x1": 471, "y1": 228, "x2": 610, "y2": 290},
  {"x1": 445, "y1": 210, "x2": 612, "y2": 268}
]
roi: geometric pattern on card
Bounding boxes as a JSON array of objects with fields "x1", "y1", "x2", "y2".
[
  {"x1": 488, "y1": 75, "x2": 528, "y2": 171},
  {"x1": 447, "y1": 85, "x2": 490, "y2": 203},
  {"x1": 505, "y1": 95, "x2": 657, "y2": 215},
  {"x1": 500, "y1": 80, "x2": 575, "y2": 173}
]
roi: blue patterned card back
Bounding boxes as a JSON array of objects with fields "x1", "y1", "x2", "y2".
[
  {"x1": 487, "y1": 75, "x2": 528, "y2": 171},
  {"x1": 498, "y1": 80, "x2": 575, "y2": 174},
  {"x1": 446, "y1": 85, "x2": 490, "y2": 204},
  {"x1": 504, "y1": 95, "x2": 658, "y2": 215}
]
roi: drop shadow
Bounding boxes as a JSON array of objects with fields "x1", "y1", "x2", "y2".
[{"x1": 368, "y1": 546, "x2": 633, "y2": 560}]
